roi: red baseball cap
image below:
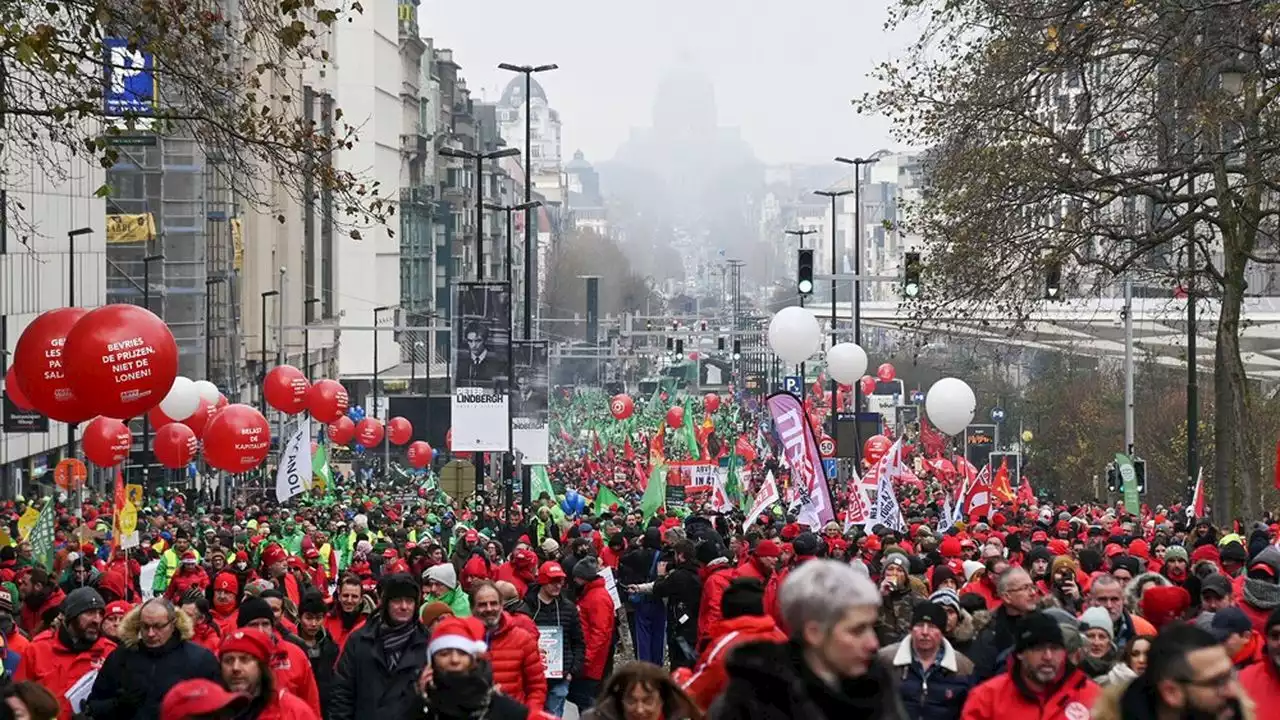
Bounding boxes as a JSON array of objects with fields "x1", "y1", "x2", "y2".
[
  {"x1": 160, "y1": 679, "x2": 250, "y2": 720},
  {"x1": 537, "y1": 561, "x2": 567, "y2": 584}
]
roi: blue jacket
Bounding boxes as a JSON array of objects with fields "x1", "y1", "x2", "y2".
[{"x1": 878, "y1": 638, "x2": 977, "y2": 720}]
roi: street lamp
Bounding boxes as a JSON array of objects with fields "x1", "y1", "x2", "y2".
[
  {"x1": 259, "y1": 290, "x2": 279, "y2": 414},
  {"x1": 303, "y1": 297, "x2": 320, "y2": 379},
  {"x1": 484, "y1": 200, "x2": 543, "y2": 326},
  {"x1": 141, "y1": 253, "x2": 164, "y2": 488},
  {"x1": 498, "y1": 62, "x2": 558, "y2": 339},
  {"x1": 835, "y1": 155, "x2": 879, "y2": 347},
  {"x1": 439, "y1": 145, "x2": 523, "y2": 281}
]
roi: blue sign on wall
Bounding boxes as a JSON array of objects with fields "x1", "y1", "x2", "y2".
[
  {"x1": 822, "y1": 458, "x2": 837, "y2": 479},
  {"x1": 104, "y1": 38, "x2": 156, "y2": 116},
  {"x1": 783, "y1": 375, "x2": 802, "y2": 397}
]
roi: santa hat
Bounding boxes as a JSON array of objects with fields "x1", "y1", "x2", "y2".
[
  {"x1": 181, "y1": 550, "x2": 198, "y2": 565},
  {"x1": 427, "y1": 616, "x2": 488, "y2": 658}
]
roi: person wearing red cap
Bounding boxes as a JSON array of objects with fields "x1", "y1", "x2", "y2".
[
  {"x1": 495, "y1": 548, "x2": 538, "y2": 598},
  {"x1": 97, "y1": 600, "x2": 128, "y2": 644},
  {"x1": 153, "y1": 529, "x2": 199, "y2": 597},
  {"x1": 526, "y1": 561, "x2": 583, "y2": 716},
  {"x1": 165, "y1": 551, "x2": 210, "y2": 604},
  {"x1": 217, "y1": 629, "x2": 317, "y2": 720},
  {"x1": 260, "y1": 545, "x2": 300, "y2": 609},
  {"x1": 160, "y1": 678, "x2": 250, "y2": 720},
  {"x1": 735, "y1": 539, "x2": 780, "y2": 582},
  {"x1": 470, "y1": 581, "x2": 546, "y2": 709},
  {"x1": 210, "y1": 573, "x2": 241, "y2": 638},
  {"x1": 416, "y1": 616, "x2": 544, "y2": 720}
]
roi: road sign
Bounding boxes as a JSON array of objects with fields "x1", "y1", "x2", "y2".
[
  {"x1": 818, "y1": 436, "x2": 836, "y2": 458},
  {"x1": 991, "y1": 407, "x2": 1006, "y2": 422},
  {"x1": 822, "y1": 459, "x2": 838, "y2": 478},
  {"x1": 910, "y1": 390, "x2": 925, "y2": 404},
  {"x1": 783, "y1": 376, "x2": 802, "y2": 396}
]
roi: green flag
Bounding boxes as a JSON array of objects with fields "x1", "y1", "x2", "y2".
[
  {"x1": 29, "y1": 498, "x2": 55, "y2": 571},
  {"x1": 724, "y1": 443, "x2": 744, "y2": 507},
  {"x1": 531, "y1": 467, "x2": 566, "y2": 522},
  {"x1": 682, "y1": 397, "x2": 699, "y2": 457},
  {"x1": 313, "y1": 443, "x2": 333, "y2": 492},
  {"x1": 596, "y1": 484, "x2": 623, "y2": 511},
  {"x1": 641, "y1": 464, "x2": 667, "y2": 520}
]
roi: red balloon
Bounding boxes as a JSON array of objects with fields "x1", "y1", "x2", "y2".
[
  {"x1": 407, "y1": 440, "x2": 433, "y2": 469},
  {"x1": 82, "y1": 416, "x2": 132, "y2": 467},
  {"x1": 703, "y1": 393, "x2": 721, "y2": 414},
  {"x1": 214, "y1": 394, "x2": 229, "y2": 411},
  {"x1": 64, "y1": 304, "x2": 179, "y2": 420},
  {"x1": 3, "y1": 365, "x2": 33, "y2": 411},
  {"x1": 864, "y1": 434, "x2": 892, "y2": 464},
  {"x1": 355, "y1": 417, "x2": 384, "y2": 448},
  {"x1": 666, "y1": 406, "x2": 684, "y2": 427},
  {"x1": 181, "y1": 397, "x2": 215, "y2": 438},
  {"x1": 13, "y1": 307, "x2": 93, "y2": 423},
  {"x1": 203, "y1": 404, "x2": 270, "y2": 472},
  {"x1": 308, "y1": 379, "x2": 349, "y2": 423},
  {"x1": 154, "y1": 422, "x2": 198, "y2": 469},
  {"x1": 263, "y1": 365, "x2": 311, "y2": 415},
  {"x1": 148, "y1": 405, "x2": 176, "y2": 431},
  {"x1": 609, "y1": 394, "x2": 634, "y2": 420},
  {"x1": 327, "y1": 416, "x2": 355, "y2": 444},
  {"x1": 387, "y1": 416, "x2": 413, "y2": 446},
  {"x1": 858, "y1": 375, "x2": 876, "y2": 396},
  {"x1": 876, "y1": 363, "x2": 896, "y2": 383}
]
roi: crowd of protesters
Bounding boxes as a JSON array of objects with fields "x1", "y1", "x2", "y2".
[{"x1": 0, "y1": 481, "x2": 1276, "y2": 720}]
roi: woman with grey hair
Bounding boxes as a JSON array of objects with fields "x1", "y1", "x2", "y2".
[{"x1": 709, "y1": 559, "x2": 907, "y2": 720}]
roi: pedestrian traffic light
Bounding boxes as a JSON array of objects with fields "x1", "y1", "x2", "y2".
[
  {"x1": 665, "y1": 337, "x2": 673, "y2": 353},
  {"x1": 1133, "y1": 458, "x2": 1147, "y2": 494},
  {"x1": 675, "y1": 339, "x2": 684, "y2": 358},
  {"x1": 797, "y1": 248, "x2": 814, "y2": 295},
  {"x1": 1045, "y1": 261, "x2": 1063, "y2": 301},
  {"x1": 1106, "y1": 462, "x2": 1120, "y2": 492},
  {"x1": 733, "y1": 340, "x2": 742, "y2": 360},
  {"x1": 903, "y1": 251, "x2": 922, "y2": 298}
]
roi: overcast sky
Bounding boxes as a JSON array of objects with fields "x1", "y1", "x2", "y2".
[{"x1": 419, "y1": 0, "x2": 914, "y2": 165}]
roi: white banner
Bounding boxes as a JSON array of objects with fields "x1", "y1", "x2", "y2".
[
  {"x1": 454, "y1": 283, "x2": 512, "y2": 452},
  {"x1": 865, "y1": 438, "x2": 906, "y2": 533},
  {"x1": 743, "y1": 471, "x2": 780, "y2": 531},
  {"x1": 275, "y1": 417, "x2": 312, "y2": 503},
  {"x1": 511, "y1": 340, "x2": 549, "y2": 464}
]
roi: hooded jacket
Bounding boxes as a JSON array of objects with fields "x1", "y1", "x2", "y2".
[
  {"x1": 697, "y1": 561, "x2": 737, "y2": 649},
  {"x1": 683, "y1": 614, "x2": 787, "y2": 710},
  {"x1": 960, "y1": 659, "x2": 1100, "y2": 720},
  {"x1": 1240, "y1": 547, "x2": 1280, "y2": 632},
  {"x1": 15, "y1": 620, "x2": 117, "y2": 720},
  {"x1": 83, "y1": 607, "x2": 221, "y2": 720},
  {"x1": 484, "y1": 611, "x2": 547, "y2": 709},
  {"x1": 576, "y1": 576, "x2": 616, "y2": 680}
]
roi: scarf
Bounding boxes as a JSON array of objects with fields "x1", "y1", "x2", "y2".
[
  {"x1": 1243, "y1": 577, "x2": 1280, "y2": 610},
  {"x1": 339, "y1": 608, "x2": 361, "y2": 630},
  {"x1": 378, "y1": 619, "x2": 417, "y2": 669},
  {"x1": 426, "y1": 668, "x2": 492, "y2": 720},
  {"x1": 58, "y1": 624, "x2": 95, "y2": 654}
]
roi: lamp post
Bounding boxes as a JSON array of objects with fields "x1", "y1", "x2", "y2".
[
  {"x1": 439, "y1": 145, "x2": 522, "y2": 281},
  {"x1": 205, "y1": 277, "x2": 225, "y2": 383},
  {"x1": 66, "y1": 227, "x2": 92, "y2": 464},
  {"x1": 484, "y1": 199, "x2": 543, "y2": 324},
  {"x1": 259, "y1": 290, "x2": 279, "y2": 414},
  {"x1": 141, "y1": 253, "x2": 165, "y2": 489},
  {"x1": 835, "y1": 155, "x2": 879, "y2": 346},
  {"x1": 785, "y1": 228, "x2": 817, "y2": 381},
  {"x1": 814, "y1": 189, "x2": 853, "y2": 430},
  {"x1": 303, "y1": 297, "x2": 320, "y2": 379},
  {"x1": 373, "y1": 305, "x2": 393, "y2": 477},
  {"x1": 498, "y1": 62, "x2": 557, "y2": 339}
]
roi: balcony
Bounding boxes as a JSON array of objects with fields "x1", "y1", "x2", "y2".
[{"x1": 400, "y1": 186, "x2": 435, "y2": 206}]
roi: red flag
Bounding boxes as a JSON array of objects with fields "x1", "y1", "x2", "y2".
[
  {"x1": 623, "y1": 437, "x2": 636, "y2": 462},
  {"x1": 1190, "y1": 468, "x2": 1206, "y2": 519},
  {"x1": 1016, "y1": 476, "x2": 1036, "y2": 508},
  {"x1": 965, "y1": 464, "x2": 992, "y2": 520},
  {"x1": 992, "y1": 458, "x2": 1015, "y2": 503}
]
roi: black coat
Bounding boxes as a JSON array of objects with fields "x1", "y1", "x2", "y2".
[
  {"x1": 329, "y1": 618, "x2": 431, "y2": 720},
  {"x1": 85, "y1": 635, "x2": 220, "y2": 720},
  {"x1": 286, "y1": 630, "x2": 341, "y2": 719},
  {"x1": 652, "y1": 563, "x2": 701, "y2": 650},
  {"x1": 709, "y1": 640, "x2": 908, "y2": 720},
  {"x1": 524, "y1": 589, "x2": 585, "y2": 677},
  {"x1": 967, "y1": 606, "x2": 1020, "y2": 681}
]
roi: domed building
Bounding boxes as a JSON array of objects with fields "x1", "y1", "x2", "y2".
[{"x1": 496, "y1": 75, "x2": 562, "y2": 174}]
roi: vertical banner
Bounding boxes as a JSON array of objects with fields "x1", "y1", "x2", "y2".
[
  {"x1": 511, "y1": 340, "x2": 550, "y2": 465},
  {"x1": 453, "y1": 282, "x2": 511, "y2": 451},
  {"x1": 275, "y1": 417, "x2": 313, "y2": 503},
  {"x1": 766, "y1": 391, "x2": 835, "y2": 528}
]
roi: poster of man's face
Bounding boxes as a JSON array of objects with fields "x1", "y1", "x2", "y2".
[
  {"x1": 453, "y1": 283, "x2": 511, "y2": 391},
  {"x1": 511, "y1": 341, "x2": 549, "y2": 423}
]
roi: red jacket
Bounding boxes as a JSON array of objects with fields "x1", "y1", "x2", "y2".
[
  {"x1": 576, "y1": 577, "x2": 616, "y2": 680},
  {"x1": 961, "y1": 665, "x2": 1100, "y2": 720},
  {"x1": 959, "y1": 578, "x2": 1001, "y2": 611},
  {"x1": 165, "y1": 567, "x2": 210, "y2": 602},
  {"x1": 508, "y1": 610, "x2": 541, "y2": 642},
  {"x1": 256, "y1": 688, "x2": 320, "y2": 720},
  {"x1": 486, "y1": 612, "x2": 547, "y2": 709},
  {"x1": 697, "y1": 563, "x2": 737, "y2": 649},
  {"x1": 15, "y1": 630, "x2": 116, "y2": 719},
  {"x1": 19, "y1": 588, "x2": 65, "y2": 635},
  {"x1": 682, "y1": 615, "x2": 786, "y2": 710},
  {"x1": 763, "y1": 557, "x2": 815, "y2": 633},
  {"x1": 212, "y1": 606, "x2": 240, "y2": 639},
  {"x1": 1241, "y1": 658, "x2": 1280, "y2": 705},
  {"x1": 734, "y1": 557, "x2": 770, "y2": 583},
  {"x1": 271, "y1": 634, "x2": 323, "y2": 718},
  {"x1": 494, "y1": 563, "x2": 531, "y2": 599},
  {"x1": 323, "y1": 612, "x2": 367, "y2": 652},
  {"x1": 191, "y1": 620, "x2": 223, "y2": 654}
]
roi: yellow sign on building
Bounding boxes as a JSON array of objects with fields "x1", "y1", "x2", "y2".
[
  {"x1": 106, "y1": 213, "x2": 156, "y2": 244},
  {"x1": 231, "y1": 217, "x2": 244, "y2": 271}
]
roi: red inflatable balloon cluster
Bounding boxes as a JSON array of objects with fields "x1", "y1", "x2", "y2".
[
  {"x1": 264, "y1": 365, "x2": 311, "y2": 415},
  {"x1": 203, "y1": 404, "x2": 270, "y2": 473},
  {"x1": 387, "y1": 417, "x2": 412, "y2": 446},
  {"x1": 407, "y1": 440, "x2": 432, "y2": 469}
]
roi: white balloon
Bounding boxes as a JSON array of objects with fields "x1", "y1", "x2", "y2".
[
  {"x1": 193, "y1": 380, "x2": 220, "y2": 405},
  {"x1": 925, "y1": 377, "x2": 977, "y2": 435},
  {"x1": 768, "y1": 306, "x2": 823, "y2": 366},
  {"x1": 825, "y1": 343, "x2": 868, "y2": 385},
  {"x1": 159, "y1": 376, "x2": 200, "y2": 420}
]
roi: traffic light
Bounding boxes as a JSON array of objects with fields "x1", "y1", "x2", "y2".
[
  {"x1": 665, "y1": 337, "x2": 673, "y2": 353},
  {"x1": 1133, "y1": 458, "x2": 1147, "y2": 494},
  {"x1": 1106, "y1": 462, "x2": 1120, "y2": 492},
  {"x1": 732, "y1": 340, "x2": 742, "y2": 360},
  {"x1": 700, "y1": 320, "x2": 708, "y2": 332},
  {"x1": 1045, "y1": 261, "x2": 1063, "y2": 301},
  {"x1": 903, "y1": 251, "x2": 922, "y2": 298},
  {"x1": 675, "y1": 339, "x2": 684, "y2": 358},
  {"x1": 797, "y1": 248, "x2": 814, "y2": 295},
  {"x1": 717, "y1": 337, "x2": 725, "y2": 351}
]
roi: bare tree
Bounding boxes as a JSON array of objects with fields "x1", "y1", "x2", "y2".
[
  {"x1": 864, "y1": 0, "x2": 1280, "y2": 520},
  {"x1": 545, "y1": 227, "x2": 658, "y2": 340},
  {"x1": 2, "y1": 0, "x2": 390, "y2": 245}
]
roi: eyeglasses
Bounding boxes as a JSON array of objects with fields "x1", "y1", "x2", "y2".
[
  {"x1": 1178, "y1": 668, "x2": 1236, "y2": 691},
  {"x1": 141, "y1": 620, "x2": 173, "y2": 633}
]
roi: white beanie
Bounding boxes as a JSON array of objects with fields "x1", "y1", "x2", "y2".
[
  {"x1": 424, "y1": 562, "x2": 458, "y2": 590},
  {"x1": 1079, "y1": 606, "x2": 1114, "y2": 639},
  {"x1": 962, "y1": 560, "x2": 985, "y2": 583}
]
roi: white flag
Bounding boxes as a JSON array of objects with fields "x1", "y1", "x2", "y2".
[
  {"x1": 275, "y1": 417, "x2": 313, "y2": 503},
  {"x1": 938, "y1": 494, "x2": 954, "y2": 535},
  {"x1": 743, "y1": 471, "x2": 780, "y2": 532},
  {"x1": 865, "y1": 438, "x2": 906, "y2": 533}
]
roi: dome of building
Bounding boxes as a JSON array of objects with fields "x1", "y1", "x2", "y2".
[
  {"x1": 565, "y1": 150, "x2": 592, "y2": 172},
  {"x1": 499, "y1": 75, "x2": 547, "y2": 107}
]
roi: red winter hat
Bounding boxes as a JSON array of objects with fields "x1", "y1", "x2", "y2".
[
  {"x1": 1048, "y1": 539, "x2": 1070, "y2": 557},
  {"x1": 991, "y1": 513, "x2": 1006, "y2": 529},
  {"x1": 940, "y1": 536, "x2": 962, "y2": 559},
  {"x1": 464, "y1": 530, "x2": 480, "y2": 543},
  {"x1": 218, "y1": 628, "x2": 274, "y2": 663},
  {"x1": 213, "y1": 573, "x2": 238, "y2": 594},
  {"x1": 234, "y1": 551, "x2": 249, "y2": 564},
  {"x1": 105, "y1": 600, "x2": 131, "y2": 618},
  {"x1": 511, "y1": 548, "x2": 537, "y2": 570},
  {"x1": 160, "y1": 679, "x2": 250, "y2": 720},
  {"x1": 1104, "y1": 543, "x2": 1125, "y2": 558},
  {"x1": 1031, "y1": 530, "x2": 1049, "y2": 543},
  {"x1": 754, "y1": 540, "x2": 782, "y2": 558},
  {"x1": 303, "y1": 548, "x2": 319, "y2": 560},
  {"x1": 428, "y1": 615, "x2": 488, "y2": 658},
  {"x1": 1055, "y1": 520, "x2": 1071, "y2": 534},
  {"x1": 1140, "y1": 585, "x2": 1192, "y2": 630},
  {"x1": 1128, "y1": 539, "x2": 1150, "y2": 560},
  {"x1": 537, "y1": 561, "x2": 566, "y2": 584},
  {"x1": 261, "y1": 544, "x2": 287, "y2": 566}
]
